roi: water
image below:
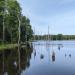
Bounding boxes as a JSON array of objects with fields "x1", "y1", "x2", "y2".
[
  {"x1": 0, "y1": 41, "x2": 75, "y2": 75},
  {"x1": 23, "y1": 40, "x2": 75, "y2": 75},
  {"x1": 0, "y1": 45, "x2": 33, "y2": 75}
]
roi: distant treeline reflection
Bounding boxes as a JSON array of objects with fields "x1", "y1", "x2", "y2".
[{"x1": 34, "y1": 34, "x2": 75, "y2": 40}]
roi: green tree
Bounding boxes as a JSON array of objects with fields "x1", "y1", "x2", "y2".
[{"x1": 0, "y1": 0, "x2": 33, "y2": 44}]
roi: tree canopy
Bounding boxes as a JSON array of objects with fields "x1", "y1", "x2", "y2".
[{"x1": 0, "y1": 0, "x2": 33, "y2": 44}]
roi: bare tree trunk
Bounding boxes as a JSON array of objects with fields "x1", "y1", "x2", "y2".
[
  {"x1": 18, "y1": 15, "x2": 21, "y2": 45},
  {"x1": 26, "y1": 25, "x2": 27, "y2": 43},
  {"x1": 2, "y1": 11, "x2": 5, "y2": 74},
  {"x1": 10, "y1": 30, "x2": 12, "y2": 44},
  {"x1": 2, "y1": 0, "x2": 7, "y2": 74},
  {"x1": 34, "y1": 27, "x2": 35, "y2": 41},
  {"x1": 48, "y1": 25, "x2": 49, "y2": 41},
  {"x1": 17, "y1": 14, "x2": 21, "y2": 74},
  {"x1": 3, "y1": 15, "x2": 5, "y2": 44}
]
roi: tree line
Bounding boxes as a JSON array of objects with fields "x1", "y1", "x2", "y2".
[
  {"x1": 34, "y1": 34, "x2": 75, "y2": 40},
  {"x1": 0, "y1": 0, "x2": 33, "y2": 44}
]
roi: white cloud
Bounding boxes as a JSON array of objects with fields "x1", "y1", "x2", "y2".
[{"x1": 18, "y1": 0, "x2": 75, "y2": 35}]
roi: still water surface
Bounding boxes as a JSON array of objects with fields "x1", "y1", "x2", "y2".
[{"x1": 0, "y1": 41, "x2": 75, "y2": 75}]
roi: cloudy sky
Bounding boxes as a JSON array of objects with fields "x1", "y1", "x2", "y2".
[{"x1": 18, "y1": 0, "x2": 75, "y2": 35}]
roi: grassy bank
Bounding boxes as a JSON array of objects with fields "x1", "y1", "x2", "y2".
[{"x1": 0, "y1": 44, "x2": 18, "y2": 50}]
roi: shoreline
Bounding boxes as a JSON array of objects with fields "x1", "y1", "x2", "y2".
[{"x1": 0, "y1": 44, "x2": 18, "y2": 50}]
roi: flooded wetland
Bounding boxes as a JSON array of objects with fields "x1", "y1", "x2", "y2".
[{"x1": 0, "y1": 41, "x2": 75, "y2": 75}]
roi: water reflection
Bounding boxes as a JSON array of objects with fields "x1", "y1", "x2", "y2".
[
  {"x1": 52, "y1": 51, "x2": 55, "y2": 62},
  {"x1": 58, "y1": 44, "x2": 63, "y2": 51},
  {"x1": 65, "y1": 54, "x2": 72, "y2": 58},
  {"x1": 69, "y1": 54, "x2": 71, "y2": 58},
  {"x1": 58, "y1": 45, "x2": 60, "y2": 50},
  {"x1": 40, "y1": 54, "x2": 44, "y2": 59},
  {"x1": 22, "y1": 41, "x2": 75, "y2": 75},
  {"x1": 65, "y1": 54, "x2": 67, "y2": 57},
  {"x1": 34, "y1": 49, "x2": 36, "y2": 59},
  {"x1": 46, "y1": 43, "x2": 50, "y2": 61},
  {"x1": 46, "y1": 44, "x2": 56, "y2": 62},
  {"x1": 0, "y1": 44, "x2": 33, "y2": 75},
  {"x1": 33, "y1": 42, "x2": 36, "y2": 60}
]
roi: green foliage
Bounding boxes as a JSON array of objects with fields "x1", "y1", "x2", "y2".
[
  {"x1": 33, "y1": 34, "x2": 75, "y2": 40},
  {"x1": 57, "y1": 34, "x2": 63, "y2": 40},
  {"x1": 0, "y1": 0, "x2": 33, "y2": 44}
]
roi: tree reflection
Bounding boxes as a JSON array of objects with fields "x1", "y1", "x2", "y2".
[
  {"x1": 58, "y1": 44, "x2": 63, "y2": 51},
  {"x1": 69, "y1": 54, "x2": 71, "y2": 58},
  {"x1": 52, "y1": 51, "x2": 55, "y2": 62},
  {"x1": 0, "y1": 44, "x2": 33, "y2": 75},
  {"x1": 34, "y1": 50, "x2": 36, "y2": 59},
  {"x1": 58, "y1": 45, "x2": 60, "y2": 50},
  {"x1": 40, "y1": 54, "x2": 44, "y2": 59}
]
